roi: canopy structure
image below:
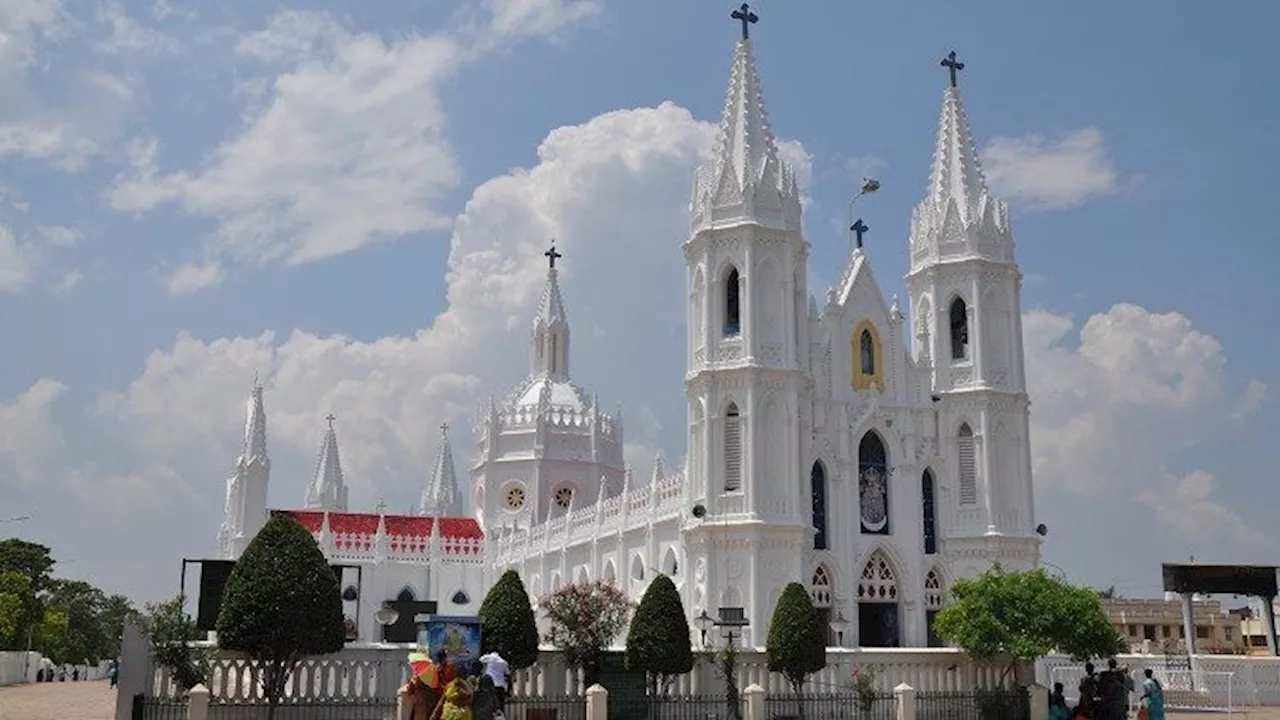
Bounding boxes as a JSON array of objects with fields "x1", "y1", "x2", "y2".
[{"x1": 1161, "y1": 563, "x2": 1279, "y2": 657}]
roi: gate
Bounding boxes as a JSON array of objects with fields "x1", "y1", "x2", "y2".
[{"x1": 597, "y1": 652, "x2": 649, "y2": 720}]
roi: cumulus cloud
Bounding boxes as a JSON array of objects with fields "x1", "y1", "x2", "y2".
[
  {"x1": 165, "y1": 261, "x2": 225, "y2": 296},
  {"x1": 0, "y1": 225, "x2": 35, "y2": 291},
  {"x1": 982, "y1": 127, "x2": 1119, "y2": 208},
  {"x1": 1232, "y1": 379, "x2": 1268, "y2": 420},
  {"x1": 1024, "y1": 303, "x2": 1267, "y2": 550},
  {"x1": 0, "y1": 378, "x2": 67, "y2": 490},
  {"x1": 108, "y1": 4, "x2": 603, "y2": 281}
]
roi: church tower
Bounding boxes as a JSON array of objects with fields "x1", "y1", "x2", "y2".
[
  {"x1": 422, "y1": 424, "x2": 463, "y2": 517},
  {"x1": 683, "y1": 6, "x2": 810, "y2": 641},
  {"x1": 905, "y1": 53, "x2": 1038, "y2": 569},
  {"x1": 218, "y1": 377, "x2": 271, "y2": 559},
  {"x1": 305, "y1": 414, "x2": 349, "y2": 512}
]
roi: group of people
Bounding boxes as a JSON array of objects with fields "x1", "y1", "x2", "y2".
[
  {"x1": 402, "y1": 649, "x2": 512, "y2": 720},
  {"x1": 1049, "y1": 659, "x2": 1166, "y2": 720}
]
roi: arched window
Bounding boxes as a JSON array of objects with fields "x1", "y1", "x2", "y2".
[
  {"x1": 724, "y1": 403, "x2": 742, "y2": 492},
  {"x1": 921, "y1": 469, "x2": 937, "y2": 555},
  {"x1": 859, "y1": 432, "x2": 889, "y2": 535},
  {"x1": 662, "y1": 548, "x2": 679, "y2": 576},
  {"x1": 811, "y1": 461, "x2": 828, "y2": 550},
  {"x1": 957, "y1": 424, "x2": 977, "y2": 505},
  {"x1": 396, "y1": 586, "x2": 416, "y2": 603},
  {"x1": 949, "y1": 297, "x2": 969, "y2": 361},
  {"x1": 860, "y1": 329, "x2": 876, "y2": 375},
  {"x1": 724, "y1": 267, "x2": 741, "y2": 336},
  {"x1": 857, "y1": 551, "x2": 900, "y2": 647},
  {"x1": 925, "y1": 569, "x2": 945, "y2": 647},
  {"x1": 451, "y1": 589, "x2": 471, "y2": 605},
  {"x1": 630, "y1": 555, "x2": 645, "y2": 582}
]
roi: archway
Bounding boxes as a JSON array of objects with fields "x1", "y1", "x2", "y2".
[{"x1": 857, "y1": 550, "x2": 900, "y2": 647}]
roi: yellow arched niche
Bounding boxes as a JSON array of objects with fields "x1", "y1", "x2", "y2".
[{"x1": 851, "y1": 320, "x2": 885, "y2": 391}]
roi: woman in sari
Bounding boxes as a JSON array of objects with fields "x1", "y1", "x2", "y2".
[
  {"x1": 1141, "y1": 669, "x2": 1165, "y2": 720},
  {"x1": 433, "y1": 661, "x2": 481, "y2": 720},
  {"x1": 1049, "y1": 682, "x2": 1071, "y2": 720}
]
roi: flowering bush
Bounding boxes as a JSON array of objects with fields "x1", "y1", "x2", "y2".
[
  {"x1": 541, "y1": 581, "x2": 634, "y2": 687},
  {"x1": 850, "y1": 665, "x2": 880, "y2": 712}
]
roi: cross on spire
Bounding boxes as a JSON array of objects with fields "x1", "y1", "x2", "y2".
[
  {"x1": 544, "y1": 243, "x2": 562, "y2": 270},
  {"x1": 440, "y1": 422, "x2": 449, "y2": 434},
  {"x1": 850, "y1": 218, "x2": 870, "y2": 250},
  {"x1": 941, "y1": 50, "x2": 965, "y2": 88},
  {"x1": 731, "y1": 3, "x2": 758, "y2": 41},
  {"x1": 325, "y1": 413, "x2": 336, "y2": 428}
]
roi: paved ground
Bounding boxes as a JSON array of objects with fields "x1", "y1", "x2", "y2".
[
  {"x1": 0, "y1": 681, "x2": 116, "y2": 720},
  {"x1": 2, "y1": 681, "x2": 1280, "y2": 720}
]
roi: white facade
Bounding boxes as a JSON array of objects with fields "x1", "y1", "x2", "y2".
[
  {"x1": 219, "y1": 32, "x2": 1040, "y2": 649},
  {"x1": 485, "y1": 36, "x2": 1039, "y2": 648}
]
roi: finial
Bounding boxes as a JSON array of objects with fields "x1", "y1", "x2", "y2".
[
  {"x1": 252, "y1": 370, "x2": 261, "y2": 389},
  {"x1": 850, "y1": 218, "x2": 869, "y2": 251},
  {"x1": 941, "y1": 50, "x2": 965, "y2": 88},
  {"x1": 440, "y1": 421, "x2": 450, "y2": 435},
  {"x1": 375, "y1": 497, "x2": 387, "y2": 514},
  {"x1": 544, "y1": 241, "x2": 562, "y2": 270},
  {"x1": 730, "y1": 3, "x2": 758, "y2": 41},
  {"x1": 325, "y1": 413, "x2": 336, "y2": 429}
]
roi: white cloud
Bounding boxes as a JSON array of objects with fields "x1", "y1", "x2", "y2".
[
  {"x1": 1232, "y1": 378, "x2": 1267, "y2": 420},
  {"x1": 165, "y1": 260, "x2": 224, "y2": 296},
  {"x1": 1025, "y1": 303, "x2": 1266, "y2": 548},
  {"x1": 0, "y1": 378, "x2": 66, "y2": 490},
  {"x1": 0, "y1": 122, "x2": 99, "y2": 172},
  {"x1": 55, "y1": 269, "x2": 82, "y2": 295},
  {"x1": 94, "y1": 1, "x2": 179, "y2": 55},
  {"x1": 36, "y1": 224, "x2": 82, "y2": 246},
  {"x1": 108, "y1": 4, "x2": 604, "y2": 281},
  {"x1": 1138, "y1": 471, "x2": 1269, "y2": 546},
  {"x1": 0, "y1": 225, "x2": 34, "y2": 291},
  {"x1": 981, "y1": 127, "x2": 1118, "y2": 208}
]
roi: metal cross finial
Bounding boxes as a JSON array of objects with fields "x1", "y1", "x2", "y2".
[
  {"x1": 375, "y1": 497, "x2": 387, "y2": 514},
  {"x1": 941, "y1": 50, "x2": 965, "y2": 88},
  {"x1": 731, "y1": 3, "x2": 758, "y2": 41},
  {"x1": 440, "y1": 422, "x2": 449, "y2": 435},
  {"x1": 851, "y1": 219, "x2": 869, "y2": 250},
  {"x1": 544, "y1": 243, "x2": 562, "y2": 270},
  {"x1": 325, "y1": 413, "x2": 336, "y2": 428}
]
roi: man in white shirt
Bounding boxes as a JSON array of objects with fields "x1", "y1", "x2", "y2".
[{"x1": 480, "y1": 652, "x2": 510, "y2": 707}]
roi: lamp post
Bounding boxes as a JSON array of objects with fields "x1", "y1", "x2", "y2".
[
  {"x1": 374, "y1": 603, "x2": 401, "y2": 644},
  {"x1": 829, "y1": 610, "x2": 851, "y2": 647},
  {"x1": 694, "y1": 607, "x2": 748, "y2": 720},
  {"x1": 846, "y1": 178, "x2": 881, "y2": 253},
  {"x1": 0, "y1": 515, "x2": 31, "y2": 523}
]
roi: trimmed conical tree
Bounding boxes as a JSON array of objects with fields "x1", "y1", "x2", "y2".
[
  {"x1": 216, "y1": 514, "x2": 345, "y2": 720},
  {"x1": 478, "y1": 569, "x2": 540, "y2": 670},
  {"x1": 626, "y1": 574, "x2": 693, "y2": 695},
  {"x1": 766, "y1": 581, "x2": 827, "y2": 694}
]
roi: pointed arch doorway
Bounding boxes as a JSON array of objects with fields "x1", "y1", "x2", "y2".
[{"x1": 857, "y1": 551, "x2": 901, "y2": 647}]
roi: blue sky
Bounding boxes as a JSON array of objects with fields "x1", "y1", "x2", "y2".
[{"x1": 0, "y1": 0, "x2": 1276, "y2": 604}]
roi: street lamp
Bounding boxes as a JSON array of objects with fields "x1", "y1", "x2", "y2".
[
  {"x1": 374, "y1": 603, "x2": 400, "y2": 643},
  {"x1": 0, "y1": 515, "x2": 31, "y2": 523},
  {"x1": 695, "y1": 607, "x2": 749, "y2": 720},
  {"x1": 829, "y1": 610, "x2": 850, "y2": 647},
  {"x1": 846, "y1": 178, "x2": 881, "y2": 253}
]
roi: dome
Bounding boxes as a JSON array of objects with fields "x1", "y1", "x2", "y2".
[{"x1": 511, "y1": 375, "x2": 589, "y2": 411}]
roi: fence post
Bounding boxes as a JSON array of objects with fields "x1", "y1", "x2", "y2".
[
  {"x1": 586, "y1": 683, "x2": 608, "y2": 720},
  {"x1": 1028, "y1": 683, "x2": 1048, "y2": 720},
  {"x1": 188, "y1": 684, "x2": 210, "y2": 720},
  {"x1": 743, "y1": 684, "x2": 765, "y2": 720},
  {"x1": 894, "y1": 683, "x2": 916, "y2": 720}
]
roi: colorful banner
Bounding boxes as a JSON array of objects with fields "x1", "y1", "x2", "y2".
[{"x1": 416, "y1": 615, "x2": 483, "y2": 666}]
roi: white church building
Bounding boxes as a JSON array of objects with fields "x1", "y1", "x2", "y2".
[{"x1": 217, "y1": 21, "x2": 1040, "y2": 649}]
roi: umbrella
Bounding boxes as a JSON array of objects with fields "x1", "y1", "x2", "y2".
[{"x1": 408, "y1": 652, "x2": 439, "y2": 687}]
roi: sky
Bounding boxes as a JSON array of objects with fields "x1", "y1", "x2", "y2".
[{"x1": 0, "y1": 0, "x2": 1277, "y2": 606}]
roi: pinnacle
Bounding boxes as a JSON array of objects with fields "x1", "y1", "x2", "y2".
[
  {"x1": 422, "y1": 424, "x2": 462, "y2": 517},
  {"x1": 306, "y1": 418, "x2": 347, "y2": 511},
  {"x1": 925, "y1": 86, "x2": 991, "y2": 223}
]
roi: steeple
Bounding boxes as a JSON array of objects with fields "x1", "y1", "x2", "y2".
[
  {"x1": 305, "y1": 414, "x2": 349, "y2": 512},
  {"x1": 241, "y1": 374, "x2": 268, "y2": 465},
  {"x1": 531, "y1": 242, "x2": 570, "y2": 380},
  {"x1": 910, "y1": 51, "x2": 1013, "y2": 272},
  {"x1": 422, "y1": 423, "x2": 463, "y2": 517},
  {"x1": 690, "y1": 8, "x2": 801, "y2": 235}
]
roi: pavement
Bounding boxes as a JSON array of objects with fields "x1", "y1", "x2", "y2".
[
  {"x1": 0, "y1": 681, "x2": 116, "y2": 720},
  {"x1": 3, "y1": 680, "x2": 1280, "y2": 720}
]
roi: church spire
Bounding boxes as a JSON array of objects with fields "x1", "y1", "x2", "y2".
[
  {"x1": 690, "y1": 5, "x2": 801, "y2": 235},
  {"x1": 422, "y1": 423, "x2": 463, "y2": 517},
  {"x1": 924, "y1": 51, "x2": 993, "y2": 226},
  {"x1": 305, "y1": 414, "x2": 349, "y2": 511},
  {"x1": 531, "y1": 242, "x2": 570, "y2": 380},
  {"x1": 242, "y1": 374, "x2": 268, "y2": 464}
]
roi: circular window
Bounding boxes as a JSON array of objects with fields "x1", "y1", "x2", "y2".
[
  {"x1": 554, "y1": 486, "x2": 574, "y2": 509},
  {"x1": 505, "y1": 485, "x2": 526, "y2": 510}
]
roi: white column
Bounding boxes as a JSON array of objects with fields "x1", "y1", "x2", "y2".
[
  {"x1": 1180, "y1": 592, "x2": 1197, "y2": 655},
  {"x1": 1261, "y1": 595, "x2": 1278, "y2": 657}
]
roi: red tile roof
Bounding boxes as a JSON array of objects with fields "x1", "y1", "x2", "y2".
[{"x1": 277, "y1": 509, "x2": 483, "y2": 541}]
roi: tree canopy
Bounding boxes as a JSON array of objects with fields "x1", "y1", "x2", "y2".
[
  {"x1": 766, "y1": 582, "x2": 827, "y2": 693},
  {"x1": 216, "y1": 514, "x2": 345, "y2": 715},
  {"x1": 542, "y1": 581, "x2": 634, "y2": 688},
  {"x1": 933, "y1": 566, "x2": 1126, "y2": 684},
  {"x1": 143, "y1": 596, "x2": 213, "y2": 692},
  {"x1": 478, "y1": 570, "x2": 540, "y2": 670},
  {"x1": 626, "y1": 574, "x2": 693, "y2": 694}
]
